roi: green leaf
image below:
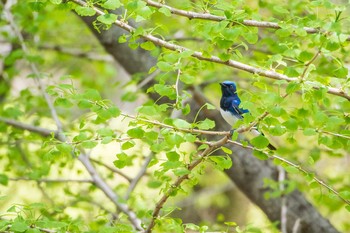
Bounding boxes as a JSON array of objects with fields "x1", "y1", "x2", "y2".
[
  {"x1": 0, "y1": 174, "x2": 8, "y2": 186},
  {"x1": 251, "y1": 135, "x2": 270, "y2": 149},
  {"x1": 140, "y1": 41, "x2": 156, "y2": 51},
  {"x1": 159, "y1": 7, "x2": 172, "y2": 16},
  {"x1": 75, "y1": 6, "x2": 96, "y2": 16},
  {"x1": 56, "y1": 143, "x2": 72, "y2": 154},
  {"x1": 147, "y1": 180, "x2": 162, "y2": 188},
  {"x1": 180, "y1": 74, "x2": 195, "y2": 84},
  {"x1": 165, "y1": 133, "x2": 184, "y2": 147},
  {"x1": 50, "y1": 0, "x2": 62, "y2": 4},
  {"x1": 253, "y1": 150, "x2": 269, "y2": 160},
  {"x1": 244, "y1": 32, "x2": 258, "y2": 44},
  {"x1": 221, "y1": 146, "x2": 232, "y2": 154},
  {"x1": 102, "y1": 0, "x2": 121, "y2": 10},
  {"x1": 81, "y1": 141, "x2": 98, "y2": 149},
  {"x1": 154, "y1": 84, "x2": 176, "y2": 99},
  {"x1": 78, "y1": 99, "x2": 93, "y2": 109},
  {"x1": 345, "y1": 205, "x2": 350, "y2": 213},
  {"x1": 209, "y1": 156, "x2": 232, "y2": 170},
  {"x1": 144, "y1": 131, "x2": 159, "y2": 141},
  {"x1": 286, "y1": 82, "x2": 301, "y2": 94},
  {"x1": 173, "y1": 119, "x2": 192, "y2": 129},
  {"x1": 333, "y1": 66, "x2": 348, "y2": 78},
  {"x1": 196, "y1": 118, "x2": 215, "y2": 130},
  {"x1": 184, "y1": 133, "x2": 196, "y2": 142},
  {"x1": 283, "y1": 118, "x2": 298, "y2": 131},
  {"x1": 113, "y1": 160, "x2": 126, "y2": 169},
  {"x1": 108, "y1": 106, "x2": 121, "y2": 117},
  {"x1": 157, "y1": 61, "x2": 174, "y2": 72},
  {"x1": 309, "y1": 181, "x2": 319, "y2": 189},
  {"x1": 127, "y1": 127, "x2": 145, "y2": 138},
  {"x1": 55, "y1": 97, "x2": 73, "y2": 108},
  {"x1": 11, "y1": 221, "x2": 28, "y2": 232},
  {"x1": 97, "y1": 13, "x2": 118, "y2": 25},
  {"x1": 298, "y1": 51, "x2": 314, "y2": 62},
  {"x1": 122, "y1": 141, "x2": 135, "y2": 150},
  {"x1": 173, "y1": 168, "x2": 190, "y2": 176},
  {"x1": 166, "y1": 151, "x2": 180, "y2": 161},
  {"x1": 137, "y1": 105, "x2": 158, "y2": 116},
  {"x1": 97, "y1": 128, "x2": 114, "y2": 137},
  {"x1": 326, "y1": 41, "x2": 340, "y2": 51},
  {"x1": 273, "y1": 6, "x2": 289, "y2": 14},
  {"x1": 101, "y1": 136, "x2": 113, "y2": 144},
  {"x1": 284, "y1": 166, "x2": 299, "y2": 174},
  {"x1": 84, "y1": 89, "x2": 101, "y2": 101},
  {"x1": 161, "y1": 161, "x2": 182, "y2": 170},
  {"x1": 276, "y1": 28, "x2": 291, "y2": 37},
  {"x1": 303, "y1": 128, "x2": 316, "y2": 136}
]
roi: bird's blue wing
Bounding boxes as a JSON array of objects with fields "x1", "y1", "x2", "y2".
[{"x1": 229, "y1": 98, "x2": 247, "y2": 119}]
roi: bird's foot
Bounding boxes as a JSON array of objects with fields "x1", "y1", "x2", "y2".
[{"x1": 229, "y1": 129, "x2": 235, "y2": 136}]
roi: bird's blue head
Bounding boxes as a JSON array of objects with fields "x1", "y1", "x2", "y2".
[{"x1": 220, "y1": 81, "x2": 237, "y2": 97}]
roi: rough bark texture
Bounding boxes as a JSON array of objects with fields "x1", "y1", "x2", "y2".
[{"x1": 78, "y1": 14, "x2": 339, "y2": 233}]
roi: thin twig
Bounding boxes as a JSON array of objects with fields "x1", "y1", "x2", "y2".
[
  {"x1": 71, "y1": 0, "x2": 350, "y2": 101},
  {"x1": 125, "y1": 153, "x2": 153, "y2": 200},
  {"x1": 226, "y1": 139, "x2": 350, "y2": 206},
  {"x1": 90, "y1": 157, "x2": 132, "y2": 182},
  {"x1": 145, "y1": 135, "x2": 230, "y2": 232},
  {"x1": 121, "y1": 113, "x2": 231, "y2": 136},
  {"x1": 175, "y1": 58, "x2": 181, "y2": 105},
  {"x1": 292, "y1": 218, "x2": 301, "y2": 233},
  {"x1": 144, "y1": 0, "x2": 350, "y2": 41}
]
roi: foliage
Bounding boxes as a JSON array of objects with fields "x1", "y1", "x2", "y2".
[{"x1": 0, "y1": 0, "x2": 349, "y2": 232}]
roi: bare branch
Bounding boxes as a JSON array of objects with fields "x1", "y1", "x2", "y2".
[
  {"x1": 0, "y1": 116, "x2": 59, "y2": 138},
  {"x1": 71, "y1": 0, "x2": 350, "y2": 101},
  {"x1": 125, "y1": 153, "x2": 153, "y2": 200}
]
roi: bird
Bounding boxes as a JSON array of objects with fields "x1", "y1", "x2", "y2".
[{"x1": 219, "y1": 81, "x2": 276, "y2": 150}]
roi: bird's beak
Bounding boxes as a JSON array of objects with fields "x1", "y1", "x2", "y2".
[{"x1": 220, "y1": 83, "x2": 225, "y2": 87}]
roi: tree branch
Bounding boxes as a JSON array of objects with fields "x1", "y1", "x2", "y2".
[
  {"x1": 125, "y1": 153, "x2": 153, "y2": 200},
  {"x1": 71, "y1": 0, "x2": 350, "y2": 101},
  {"x1": 144, "y1": 0, "x2": 350, "y2": 41}
]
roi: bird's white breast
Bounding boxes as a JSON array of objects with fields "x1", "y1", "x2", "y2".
[
  {"x1": 220, "y1": 108, "x2": 261, "y2": 139},
  {"x1": 220, "y1": 109, "x2": 239, "y2": 126}
]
